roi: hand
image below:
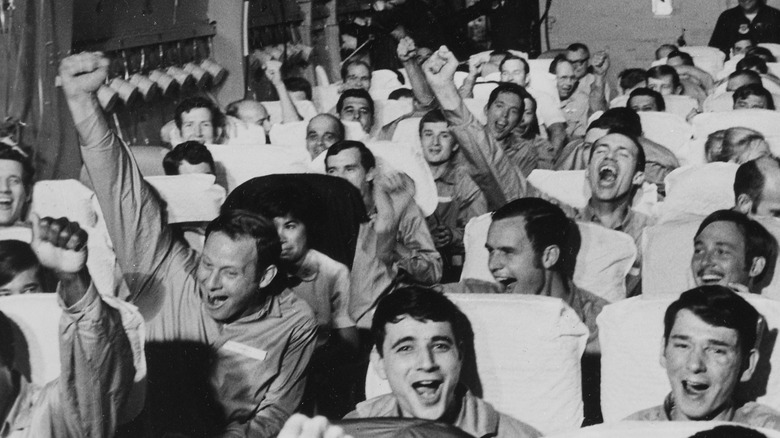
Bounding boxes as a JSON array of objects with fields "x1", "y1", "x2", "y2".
[
  {"x1": 31, "y1": 214, "x2": 88, "y2": 275},
  {"x1": 375, "y1": 169, "x2": 409, "y2": 195},
  {"x1": 432, "y1": 225, "x2": 453, "y2": 248},
  {"x1": 59, "y1": 52, "x2": 110, "y2": 100},
  {"x1": 728, "y1": 283, "x2": 751, "y2": 294},
  {"x1": 591, "y1": 51, "x2": 610, "y2": 76},
  {"x1": 264, "y1": 60, "x2": 284, "y2": 85},
  {"x1": 467, "y1": 54, "x2": 486, "y2": 78},
  {"x1": 423, "y1": 46, "x2": 459, "y2": 86},
  {"x1": 278, "y1": 414, "x2": 353, "y2": 438},
  {"x1": 397, "y1": 37, "x2": 417, "y2": 63}
]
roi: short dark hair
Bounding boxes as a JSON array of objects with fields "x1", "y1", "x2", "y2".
[
  {"x1": 695, "y1": 209, "x2": 775, "y2": 284},
  {"x1": 486, "y1": 82, "x2": 526, "y2": 114},
  {"x1": 419, "y1": 109, "x2": 448, "y2": 136},
  {"x1": 0, "y1": 240, "x2": 39, "y2": 288},
  {"x1": 628, "y1": 88, "x2": 666, "y2": 111},
  {"x1": 388, "y1": 88, "x2": 414, "y2": 100},
  {"x1": 666, "y1": 50, "x2": 694, "y2": 66},
  {"x1": 162, "y1": 141, "x2": 216, "y2": 175},
  {"x1": 491, "y1": 197, "x2": 576, "y2": 275},
  {"x1": 325, "y1": 140, "x2": 376, "y2": 172},
  {"x1": 340, "y1": 59, "x2": 372, "y2": 82},
  {"x1": 336, "y1": 88, "x2": 375, "y2": 116},
  {"x1": 499, "y1": 55, "x2": 529, "y2": 76},
  {"x1": 690, "y1": 425, "x2": 767, "y2": 438},
  {"x1": 733, "y1": 83, "x2": 775, "y2": 109},
  {"x1": 655, "y1": 44, "x2": 678, "y2": 60},
  {"x1": 729, "y1": 69, "x2": 763, "y2": 86},
  {"x1": 0, "y1": 311, "x2": 14, "y2": 367},
  {"x1": 205, "y1": 209, "x2": 282, "y2": 282},
  {"x1": 372, "y1": 286, "x2": 472, "y2": 358},
  {"x1": 734, "y1": 159, "x2": 767, "y2": 209},
  {"x1": 705, "y1": 130, "x2": 728, "y2": 162},
  {"x1": 619, "y1": 68, "x2": 648, "y2": 92},
  {"x1": 646, "y1": 65, "x2": 681, "y2": 90},
  {"x1": 591, "y1": 107, "x2": 643, "y2": 138},
  {"x1": 737, "y1": 55, "x2": 769, "y2": 74},
  {"x1": 250, "y1": 185, "x2": 314, "y2": 231},
  {"x1": 549, "y1": 54, "x2": 569, "y2": 74},
  {"x1": 284, "y1": 76, "x2": 313, "y2": 100},
  {"x1": 587, "y1": 126, "x2": 647, "y2": 174},
  {"x1": 663, "y1": 285, "x2": 761, "y2": 359},
  {"x1": 745, "y1": 46, "x2": 777, "y2": 63},
  {"x1": 174, "y1": 96, "x2": 224, "y2": 131},
  {"x1": 0, "y1": 144, "x2": 34, "y2": 187},
  {"x1": 566, "y1": 43, "x2": 590, "y2": 55}
]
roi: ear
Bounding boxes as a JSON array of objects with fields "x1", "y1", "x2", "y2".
[
  {"x1": 541, "y1": 245, "x2": 560, "y2": 269},
  {"x1": 674, "y1": 85, "x2": 683, "y2": 95},
  {"x1": 632, "y1": 170, "x2": 645, "y2": 186},
  {"x1": 366, "y1": 166, "x2": 377, "y2": 183},
  {"x1": 749, "y1": 256, "x2": 767, "y2": 279},
  {"x1": 257, "y1": 264, "x2": 278, "y2": 289},
  {"x1": 740, "y1": 348, "x2": 760, "y2": 382},
  {"x1": 735, "y1": 193, "x2": 755, "y2": 215},
  {"x1": 452, "y1": 141, "x2": 460, "y2": 153},
  {"x1": 371, "y1": 346, "x2": 389, "y2": 380},
  {"x1": 216, "y1": 126, "x2": 224, "y2": 141},
  {"x1": 659, "y1": 338, "x2": 668, "y2": 370}
]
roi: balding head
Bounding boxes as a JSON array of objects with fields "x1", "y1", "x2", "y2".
[
  {"x1": 306, "y1": 114, "x2": 344, "y2": 159},
  {"x1": 735, "y1": 156, "x2": 780, "y2": 218},
  {"x1": 226, "y1": 99, "x2": 271, "y2": 133}
]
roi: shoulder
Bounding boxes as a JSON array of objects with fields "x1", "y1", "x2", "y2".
[
  {"x1": 309, "y1": 249, "x2": 349, "y2": 276},
  {"x1": 464, "y1": 394, "x2": 541, "y2": 438},
  {"x1": 737, "y1": 402, "x2": 780, "y2": 430},
  {"x1": 278, "y1": 289, "x2": 317, "y2": 328},
  {"x1": 495, "y1": 411, "x2": 542, "y2": 438},
  {"x1": 349, "y1": 394, "x2": 399, "y2": 418},
  {"x1": 624, "y1": 404, "x2": 667, "y2": 421}
]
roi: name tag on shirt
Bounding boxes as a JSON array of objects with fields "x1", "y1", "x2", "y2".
[{"x1": 221, "y1": 341, "x2": 267, "y2": 361}]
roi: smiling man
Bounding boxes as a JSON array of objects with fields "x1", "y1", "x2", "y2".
[
  {"x1": 690, "y1": 210, "x2": 773, "y2": 294},
  {"x1": 627, "y1": 286, "x2": 780, "y2": 429},
  {"x1": 345, "y1": 286, "x2": 541, "y2": 438},
  {"x1": 0, "y1": 144, "x2": 33, "y2": 227},
  {"x1": 305, "y1": 114, "x2": 345, "y2": 159},
  {"x1": 60, "y1": 51, "x2": 317, "y2": 437},
  {"x1": 337, "y1": 88, "x2": 375, "y2": 136},
  {"x1": 174, "y1": 96, "x2": 224, "y2": 144}
]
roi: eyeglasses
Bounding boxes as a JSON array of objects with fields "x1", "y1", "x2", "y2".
[{"x1": 567, "y1": 57, "x2": 590, "y2": 66}]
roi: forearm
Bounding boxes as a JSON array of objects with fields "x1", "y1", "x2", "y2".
[
  {"x1": 57, "y1": 269, "x2": 92, "y2": 308},
  {"x1": 458, "y1": 74, "x2": 477, "y2": 100},
  {"x1": 588, "y1": 75, "x2": 608, "y2": 114},
  {"x1": 404, "y1": 59, "x2": 436, "y2": 107},
  {"x1": 274, "y1": 82, "x2": 303, "y2": 123},
  {"x1": 428, "y1": 73, "x2": 462, "y2": 111}
]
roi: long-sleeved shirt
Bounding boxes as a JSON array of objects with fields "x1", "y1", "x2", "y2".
[
  {"x1": 349, "y1": 193, "x2": 442, "y2": 328},
  {"x1": 1, "y1": 284, "x2": 134, "y2": 438},
  {"x1": 442, "y1": 100, "x2": 527, "y2": 210},
  {"x1": 77, "y1": 112, "x2": 318, "y2": 437},
  {"x1": 709, "y1": 5, "x2": 780, "y2": 55}
]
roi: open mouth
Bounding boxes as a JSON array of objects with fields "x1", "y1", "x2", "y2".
[
  {"x1": 598, "y1": 164, "x2": 618, "y2": 184},
  {"x1": 0, "y1": 199, "x2": 13, "y2": 210},
  {"x1": 412, "y1": 380, "x2": 442, "y2": 402},
  {"x1": 698, "y1": 272, "x2": 725, "y2": 284},
  {"x1": 208, "y1": 295, "x2": 228, "y2": 307},
  {"x1": 683, "y1": 380, "x2": 710, "y2": 396}
]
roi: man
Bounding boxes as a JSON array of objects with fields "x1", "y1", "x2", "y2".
[
  {"x1": 162, "y1": 141, "x2": 216, "y2": 175},
  {"x1": 626, "y1": 286, "x2": 780, "y2": 429},
  {"x1": 553, "y1": 58, "x2": 590, "y2": 140},
  {"x1": 733, "y1": 83, "x2": 775, "y2": 109},
  {"x1": 225, "y1": 99, "x2": 273, "y2": 135},
  {"x1": 174, "y1": 96, "x2": 224, "y2": 144},
  {"x1": 337, "y1": 88, "x2": 375, "y2": 136},
  {"x1": 306, "y1": 114, "x2": 345, "y2": 159},
  {"x1": 0, "y1": 144, "x2": 33, "y2": 227},
  {"x1": 566, "y1": 43, "x2": 611, "y2": 112},
  {"x1": 647, "y1": 65, "x2": 684, "y2": 96},
  {"x1": 0, "y1": 215, "x2": 135, "y2": 436},
  {"x1": 422, "y1": 45, "x2": 527, "y2": 210},
  {"x1": 709, "y1": 0, "x2": 780, "y2": 56},
  {"x1": 419, "y1": 110, "x2": 487, "y2": 282},
  {"x1": 735, "y1": 156, "x2": 780, "y2": 218},
  {"x1": 60, "y1": 52, "x2": 317, "y2": 437},
  {"x1": 324, "y1": 140, "x2": 441, "y2": 328},
  {"x1": 341, "y1": 59, "x2": 372, "y2": 92},
  {"x1": 691, "y1": 210, "x2": 773, "y2": 294},
  {"x1": 727, "y1": 69, "x2": 763, "y2": 92},
  {"x1": 618, "y1": 68, "x2": 648, "y2": 95},
  {"x1": 628, "y1": 88, "x2": 666, "y2": 112},
  {"x1": 733, "y1": 36, "x2": 757, "y2": 58},
  {"x1": 345, "y1": 286, "x2": 542, "y2": 438}
]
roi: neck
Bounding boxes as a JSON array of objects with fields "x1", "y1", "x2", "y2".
[
  {"x1": 668, "y1": 394, "x2": 736, "y2": 422},
  {"x1": 428, "y1": 161, "x2": 449, "y2": 179},
  {"x1": 588, "y1": 195, "x2": 632, "y2": 229},
  {"x1": 537, "y1": 270, "x2": 570, "y2": 300}
]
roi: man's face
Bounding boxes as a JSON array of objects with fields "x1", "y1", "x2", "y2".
[
  {"x1": 555, "y1": 62, "x2": 578, "y2": 101},
  {"x1": 486, "y1": 216, "x2": 546, "y2": 293},
  {"x1": 583, "y1": 127, "x2": 609, "y2": 152},
  {"x1": 237, "y1": 102, "x2": 271, "y2": 133},
  {"x1": 178, "y1": 160, "x2": 214, "y2": 175},
  {"x1": 421, "y1": 122, "x2": 457, "y2": 165},
  {"x1": 376, "y1": 316, "x2": 462, "y2": 421},
  {"x1": 0, "y1": 267, "x2": 41, "y2": 296},
  {"x1": 517, "y1": 98, "x2": 536, "y2": 136},
  {"x1": 692, "y1": 221, "x2": 754, "y2": 288},
  {"x1": 662, "y1": 309, "x2": 752, "y2": 421},
  {"x1": 727, "y1": 74, "x2": 759, "y2": 92},
  {"x1": 752, "y1": 160, "x2": 780, "y2": 217},
  {"x1": 734, "y1": 94, "x2": 769, "y2": 110},
  {"x1": 340, "y1": 97, "x2": 374, "y2": 133},
  {"x1": 485, "y1": 91, "x2": 522, "y2": 141},
  {"x1": 306, "y1": 116, "x2": 342, "y2": 159},
  {"x1": 344, "y1": 64, "x2": 371, "y2": 91},
  {"x1": 648, "y1": 76, "x2": 679, "y2": 96},
  {"x1": 629, "y1": 95, "x2": 660, "y2": 112},
  {"x1": 500, "y1": 59, "x2": 528, "y2": 87},
  {"x1": 326, "y1": 147, "x2": 373, "y2": 198},
  {"x1": 196, "y1": 232, "x2": 264, "y2": 322},
  {"x1": 586, "y1": 133, "x2": 643, "y2": 203},
  {"x1": 273, "y1": 215, "x2": 308, "y2": 265},
  {"x1": 733, "y1": 39, "x2": 755, "y2": 57},
  {"x1": 180, "y1": 108, "x2": 217, "y2": 144},
  {"x1": 566, "y1": 49, "x2": 590, "y2": 79},
  {"x1": 739, "y1": 0, "x2": 760, "y2": 13},
  {"x1": 0, "y1": 160, "x2": 28, "y2": 226}
]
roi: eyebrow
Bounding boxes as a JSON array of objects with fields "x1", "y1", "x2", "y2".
[{"x1": 391, "y1": 336, "x2": 417, "y2": 349}]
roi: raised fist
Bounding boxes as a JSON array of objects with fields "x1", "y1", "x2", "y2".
[
  {"x1": 59, "y1": 52, "x2": 110, "y2": 99},
  {"x1": 31, "y1": 215, "x2": 88, "y2": 275}
]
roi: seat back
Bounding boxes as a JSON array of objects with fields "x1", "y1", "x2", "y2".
[
  {"x1": 374, "y1": 98, "x2": 413, "y2": 127},
  {"x1": 662, "y1": 94, "x2": 699, "y2": 120},
  {"x1": 206, "y1": 144, "x2": 312, "y2": 192},
  {"x1": 637, "y1": 111, "x2": 693, "y2": 153},
  {"x1": 546, "y1": 421, "x2": 780, "y2": 438},
  {"x1": 658, "y1": 162, "x2": 738, "y2": 223},
  {"x1": 366, "y1": 293, "x2": 588, "y2": 435},
  {"x1": 599, "y1": 294, "x2": 780, "y2": 421},
  {"x1": 260, "y1": 99, "x2": 319, "y2": 124},
  {"x1": 144, "y1": 174, "x2": 226, "y2": 224},
  {"x1": 390, "y1": 117, "x2": 423, "y2": 152},
  {"x1": 370, "y1": 69, "x2": 403, "y2": 92},
  {"x1": 463, "y1": 98, "x2": 488, "y2": 125},
  {"x1": 679, "y1": 45, "x2": 726, "y2": 77},
  {"x1": 312, "y1": 84, "x2": 341, "y2": 113},
  {"x1": 461, "y1": 214, "x2": 637, "y2": 303},
  {"x1": 528, "y1": 169, "x2": 589, "y2": 209},
  {"x1": 691, "y1": 109, "x2": 780, "y2": 149},
  {"x1": 760, "y1": 43, "x2": 780, "y2": 60},
  {"x1": 269, "y1": 120, "x2": 308, "y2": 151}
]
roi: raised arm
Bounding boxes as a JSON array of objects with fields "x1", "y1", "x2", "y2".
[
  {"x1": 397, "y1": 37, "x2": 437, "y2": 109},
  {"x1": 266, "y1": 60, "x2": 303, "y2": 123},
  {"x1": 457, "y1": 53, "x2": 487, "y2": 100},
  {"x1": 588, "y1": 51, "x2": 609, "y2": 114},
  {"x1": 31, "y1": 215, "x2": 135, "y2": 437}
]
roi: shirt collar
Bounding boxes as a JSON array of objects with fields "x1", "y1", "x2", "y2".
[
  {"x1": 580, "y1": 201, "x2": 634, "y2": 232},
  {"x1": 291, "y1": 250, "x2": 319, "y2": 282},
  {"x1": 1, "y1": 375, "x2": 36, "y2": 437}
]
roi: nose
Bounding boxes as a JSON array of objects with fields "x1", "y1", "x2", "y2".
[
  {"x1": 416, "y1": 346, "x2": 437, "y2": 370},
  {"x1": 488, "y1": 251, "x2": 503, "y2": 274},
  {"x1": 0, "y1": 179, "x2": 9, "y2": 193},
  {"x1": 205, "y1": 269, "x2": 221, "y2": 290},
  {"x1": 686, "y1": 347, "x2": 707, "y2": 373}
]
